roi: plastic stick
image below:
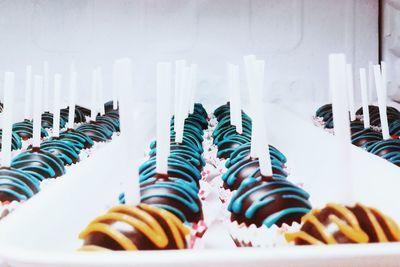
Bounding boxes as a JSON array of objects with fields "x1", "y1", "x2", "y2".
[
  {"x1": 381, "y1": 61, "x2": 388, "y2": 108},
  {"x1": 32, "y1": 76, "x2": 43, "y2": 148},
  {"x1": 68, "y1": 67, "x2": 77, "y2": 129},
  {"x1": 189, "y1": 64, "x2": 197, "y2": 114},
  {"x1": 97, "y1": 67, "x2": 105, "y2": 115},
  {"x1": 43, "y1": 61, "x2": 49, "y2": 112},
  {"x1": 174, "y1": 60, "x2": 186, "y2": 132},
  {"x1": 90, "y1": 69, "x2": 97, "y2": 121},
  {"x1": 346, "y1": 64, "x2": 356, "y2": 121},
  {"x1": 113, "y1": 58, "x2": 139, "y2": 205},
  {"x1": 253, "y1": 60, "x2": 272, "y2": 176},
  {"x1": 156, "y1": 62, "x2": 172, "y2": 175},
  {"x1": 373, "y1": 65, "x2": 390, "y2": 140},
  {"x1": 175, "y1": 66, "x2": 189, "y2": 143},
  {"x1": 24, "y1": 65, "x2": 32, "y2": 120},
  {"x1": 1, "y1": 72, "x2": 15, "y2": 167},
  {"x1": 359, "y1": 68, "x2": 370, "y2": 128},
  {"x1": 329, "y1": 54, "x2": 352, "y2": 203},
  {"x1": 243, "y1": 55, "x2": 257, "y2": 158},
  {"x1": 231, "y1": 64, "x2": 242, "y2": 134},
  {"x1": 53, "y1": 74, "x2": 61, "y2": 137},
  {"x1": 368, "y1": 61, "x2": 374, "y2": 101}
]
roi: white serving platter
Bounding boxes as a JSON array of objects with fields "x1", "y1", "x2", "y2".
[{"x1": 0, "y1": 104, "x2": 399, "y2": 267}]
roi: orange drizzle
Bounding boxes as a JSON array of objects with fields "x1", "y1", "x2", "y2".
[{"x1": 79, "y1": 204, "x2": 189, "y2": 251}]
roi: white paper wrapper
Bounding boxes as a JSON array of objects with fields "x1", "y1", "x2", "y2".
[{"x1": 227, "y1": 220, "x2": 301, "y2": 248}]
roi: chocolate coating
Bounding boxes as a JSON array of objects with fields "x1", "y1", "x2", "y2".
[
  {"x1": 58, "y1": 128, "x2": 94, "y2": 149},
  {"x1": 140, "y1": 176, "x2": 203, "y2": 223},
  {"x1": 60, "y1": 107, "x2": 86, "y2": 123},
  {"x1": 0, "y1": 167, "x2": 40, "y2": 202},
  {"x1": 217, "y1": 134, "x2": 251, "y2": 159},
  {"x1": 79, "y1": 204, "x2": 189, "y2": 251},
  {"x1": 139, "y1": 156, "x2": 201, "y2": 188},
  {"x1": 286, "y1": 203, "x2": 400, "y2": 245},
  {"x1": 11, "y1": 147, "x2": 66, "y2": 181},
  {"x1": 39, "y1": 139, "x2": 80, "y2": 165},
  {"x1": 351, "y1": 128, "x2": 382, "y2": 147},
  {"x1": 366, "y1": 139, "x2": 400, "y2": 166},
  {"x1": 229, "y1": 177, "x2": 311, "y2": 227},
  {"x1": 41, "y1": 112, "x2": 66, "y2": 129},
  {"x1": 76, "y1": 121, "x2": 113, "y2": 142},
  {"x1": 12, "y1": 120, "x2": 48, "y2": 140},
  {"x1": 0, "y1": 130, "x2": 22, "y2": 151}
]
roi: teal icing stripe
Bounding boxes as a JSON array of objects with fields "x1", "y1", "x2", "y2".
[{"x1": 262, "y1": 207, "x2": 311, "y2": 228}]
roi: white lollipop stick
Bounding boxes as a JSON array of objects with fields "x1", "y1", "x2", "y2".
[
  {"x1": 253, "y1": 60, "x2": 272, "y2": 176},
  {"x1": 359, "y1": 68, "x2": 370, "y2": 128},
  {"x1": 156, "y1": 63, "x2": 172, "y2": 175},
  {"x1": 231, "y1": 64, "x2": 242, "y2": 134},
  {"x1": 24, "y1": 65, "x2": 32, "y2": 120},
  {"x1": 53, "y1": 74, "x2": 61, "y2": 137},
  {"x1": 112, "y1": 65, "x2": 119, "y2": 110},
  {"x1": 189, "y1": 64, "x2": 197, "y2": 114},
  {"x1": 329, "y1": 54, "x2": 352, "y2": 203},
  {"x1": 374, "y1": 65, "x2": 390, "y2": 140},
  {"x1": 346, "y1": 64, "x2": 356, "y2": 121},
  {"x1": 227, "y1": 64, "x2": 233, "y2": 122},
  {"x1": 90, "y1": 69, "x2": 98, "y2": 121},
  {"x1": 114, "y1": 58, "x2": 139, "y2": 205},
  {"x1": 368, "y1": 61, "x2": 374, "y2": 101},
  {"x1": 1, "y1": 72, "x2": 15, "y2": 167},
  {"x1": 175, "y1": 66, "x2": 189, "y2": 143},
  {"x1": 381, "y1": 61, "x2": 388, "y2": 108},
  {"x1": 97, "y1": 67, "x2": 105, "y2": 115},
  {"x1": 43, "y1": 61, "x2": 49, "y2": 112},
  {"x1": 68, "y1": 68, "x2": 77, "y2": 129},
  {"x1": 32, "y1": 76, "x2": 43, "y2": 148},
  {"x1": 243, "y1": 55, "x2": 257, "y2": 158},
  {"x1": 174, "y1": 60, "x2": 186, "y2": 132}
]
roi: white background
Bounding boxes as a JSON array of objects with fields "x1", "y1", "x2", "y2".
[{"x1": 0, "y1": 0, "x2": 378, "y2": 118}]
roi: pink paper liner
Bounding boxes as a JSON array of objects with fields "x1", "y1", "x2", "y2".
[{"x1": 227, "y1": 220, "x2": 301, "y2": 248}]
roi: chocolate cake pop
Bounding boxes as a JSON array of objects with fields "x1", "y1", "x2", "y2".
[
  {"x1": 0, "y1": 130, "x2": 22, "y2": 151},
  {"x1": 366, "y1": 139, "x2": 400, "y2": 166},
  {"x1": 57, "y1": 128, "x2": 94, "y2": 150},
  {"x1": 76, "y1": 122, "x2": 113, "y2": 142},
  {"x1": 12, "y1": 120, "x2": 48, "y2": 140},
  {"x1": 79, "y1": 203, "x2": 189, "y2": 251},
  {"x1": 11, "y1": 147, "x2": 66, "y2": 181},
  {"x1": 41, "y1": 111, "x2": 66, "y2": 129},
  {"x1": 217, "y1": 135, "x2": 251, "y2": 159},
  {"x1": 228, "y1": 177, "x2": 311, "y2": 227},
  {"x1": 0, "y1": 167, "x2": 40, "y2": 202},
  {"x1": 315, "y1": 104, "x2": 333, "y2": 129},
  {"x1": 285, "y1": 203, "x2": 400, "y2": 245},
  {"x1": 356, "y1": 105, "x2": 400, "y2": 127},
  {"x1": 40, "y1": 139, "x2": 80, "y2": 165},
  {"x1": 351, "y1": 128, "x2": 382, "y2": 147},
  {"x1": 95, "y1": 115, "x2": 120, "y2": 132},
  {"x1": 140, "y1": 176, "x2": 203, "y2": 223},
  {"x1": 60, "y1": 107, "x2": 86, "y2": 123}
]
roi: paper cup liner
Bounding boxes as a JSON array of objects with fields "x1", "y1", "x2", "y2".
[
  {"x1": 0, "y1": 200, "x2": 23, "y2": 221},
  {"x1": 227, "y1": 220, "x2": 301, "y2": 248},
  {"x1": 187, "y1": 220, "x2": 208, "y2": 248},
  {"x1": 312, "y1": 116, "x2": 325, "y2": 128}
]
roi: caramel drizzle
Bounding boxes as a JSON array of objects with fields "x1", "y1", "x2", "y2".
[
  {"x1": 285, "y1": 203, "x2": 369, "y2": 244},
  {"x1": 79, "y1": 204, "x2": 189, "y2": 251}
]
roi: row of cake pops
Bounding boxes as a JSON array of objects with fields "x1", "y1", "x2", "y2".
[
  {"x1": 79, "y1": 61, "x2": 205, "y2": 250},
  {"x1": 0, "y1": 66, "x2": 120, "y2": 216},
  {"x1": 314, "y1": 61, "x2": 400, "y2": 166}
]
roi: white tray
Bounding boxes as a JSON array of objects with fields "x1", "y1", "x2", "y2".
[{"x1": 0, "y1": 104, "x2": 399, "y2": 267}]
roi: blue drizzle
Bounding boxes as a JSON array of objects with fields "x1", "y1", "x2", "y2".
[
  {"x1": 11, "y1": 149, "x2": 66, "y2": 181},
  {"x1": 228, "y1": 177, "x2": 311, "y2": 228},
  {"x1": 0, "y1": 168, "x2": 40, "y2": 202}
]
